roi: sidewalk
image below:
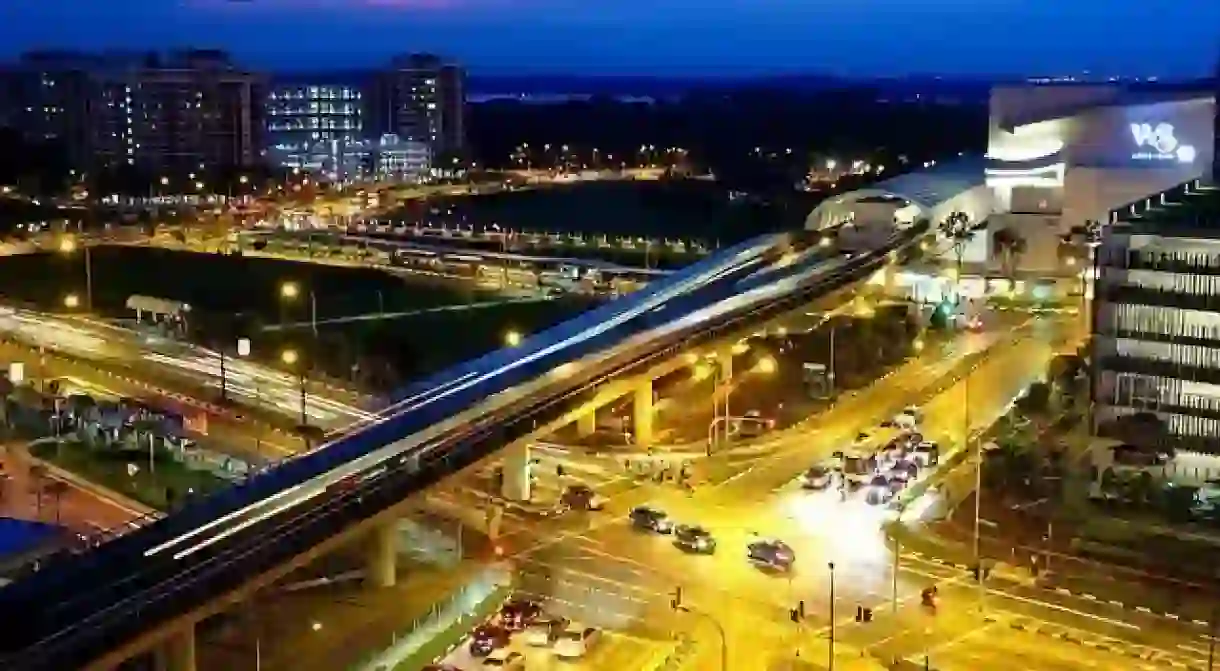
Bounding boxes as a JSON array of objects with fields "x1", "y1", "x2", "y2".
[{"x1": 3, "y1": 440, "x2": 157, "y2": 532}]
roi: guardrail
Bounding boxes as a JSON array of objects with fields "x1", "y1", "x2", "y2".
[
  {"x1": 351, "y1": 567, "x2": 511, "y2": 671},
  {"x1": 5, "y1": 225, "x2": 927, "y2": 669}
]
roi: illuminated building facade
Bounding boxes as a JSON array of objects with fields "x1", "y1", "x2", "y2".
[
  {"x1": 266, "y1": 80, "x2": 364, "y2": 178},
  {"x1": 1092, "y1": 181, "x2": 1220, "y2": 454}
]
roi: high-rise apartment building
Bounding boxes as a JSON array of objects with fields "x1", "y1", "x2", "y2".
[
  {"x1": 124, "y1": 50, "x2": 264, "y2": 173},
  {"x1": 266, "y1": 77, "x2": 365, "y2": 177},
  {"x1": 7, "y1": 51, "x2": 100, "y2": 167},
  {"x1": 369, "y1": 53, "x2": 464, "y2": 155},
  {"x1": 7, "y1": 49, "x2": 264, "y2": 175},
  {"x1": 1092, "y1": 179, "x2": 1220, "y2": 455}
]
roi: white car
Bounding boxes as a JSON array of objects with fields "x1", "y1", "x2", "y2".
[
  {"x1": 523, "y1": 617, "x2": 566, "y2": 647},
  {"x1": 482, "y1": 649, "x2": 525, "y2": 670},
  {"x1": 553, "y1": 624, "x2": 601, "y2": 659}
]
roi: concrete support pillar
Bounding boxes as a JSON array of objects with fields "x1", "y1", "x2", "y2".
[
  {"x1": 364, "y1": 519, "x2": 397, "y2": 589},
  {"x1": 717, "y1": 351, "x2": 734, "y2": 421},
  {"x1": 576, "y1": 410, "x2": 596, "y2": 438},
  {"x1": 155, "y1": 626, "x2": 196, "y2": 671},
  {"x1": 501, "y1": 442, "x2": 532, "y2": 502},
  {"x1": 633, "y1": 382, "x2": 654, "y2": 447}
]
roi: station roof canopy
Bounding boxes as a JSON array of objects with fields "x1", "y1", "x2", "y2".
[
  {"x1": 125, "y1": 294, "x2": 190, "y2": 317},
  {"x1": 866, "y1": 155, "x2": 988, "y2": 210},
  {"x1": 805, "y1": 155, "x2": 987, "y2": 229}
]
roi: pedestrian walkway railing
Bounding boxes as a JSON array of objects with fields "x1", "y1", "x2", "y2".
[{"x1": 350, "y1": 565, "x2": 512, "y2": 671}]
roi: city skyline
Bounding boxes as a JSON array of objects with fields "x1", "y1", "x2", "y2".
[{"x1": 3, "y1": 0, "x2": 1220, "y2": 77}]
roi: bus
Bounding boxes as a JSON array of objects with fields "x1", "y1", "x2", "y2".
[{"x1": 836, "y1": 428, "x2": 905, "y2": 486}]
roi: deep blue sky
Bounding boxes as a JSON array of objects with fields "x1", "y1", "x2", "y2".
[{"x1": 3, "y1": 0, "x2": 1219, "y2": 76}]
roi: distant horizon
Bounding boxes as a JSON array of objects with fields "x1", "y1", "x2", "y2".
[{"x1": 2, "y1": 47, "x2": 1212, "y2": 86}]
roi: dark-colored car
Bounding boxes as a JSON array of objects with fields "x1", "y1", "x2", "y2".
[
  {"x1": 496, "y1": 598, "x2": 543, "y2": 631},
  {"x1": 747, "y1": 539, "x2": 795, "y2": 570},
  {"x1": 673, "y1": 525, "x2": 717, "y2": 554},
  {"x1": 630, "y1": 506, "x2": 673, "y2": 533},
  {"x1": 561, "y1": 483, "x2": 606, "y2": 511},
  {"x1": 469, "y1": 625, "x2": 511, "y2": 656}
]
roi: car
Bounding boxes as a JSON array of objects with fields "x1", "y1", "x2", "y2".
[
  {"x1": 553, "y1": 624, "x2": 602, "y2": 659},
  {"x1": 630, "y1": 506, "x2": 673, "y2": 533},
  {"x1": 888, "y1": 460, "x2": 919, "y2": 483},
  {"x1": 747, "y1": 539, "x2": 795, "y2": 570},
  {"x1": 469, "y1": 625, "x2": 511, "y2": 656},
  {"x1": 495, "y1": 598, "x2": 543, "y2": 631},
  {"x1": 561, "y1": 483, "x2": 606, "y2": 511},
  {"x1": 910, "y1": 440, "x2": 940, "y2": 467},
  {"x1": 481, "y1": 649, "x2": 525, "y2": 670},
  {"x1": 737, "y1": 410, "x2": 776, "y2": 438},
  {"x1": 801, "y1": 465, "x2": 833, "y2": 490},
  {"x1": 865, "y1": 475, "x2": 896, "y2": 505},
  {"x1": 523, "y1": 616, "x2": 568, "y2": 646},
  {"x1": 673, "y1": 525, "x2": 717, "y2": 554}
]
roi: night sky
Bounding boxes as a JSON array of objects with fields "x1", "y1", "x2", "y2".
[{"x1": 3, "y1": 0, "x2": 1219, "y2": 76}]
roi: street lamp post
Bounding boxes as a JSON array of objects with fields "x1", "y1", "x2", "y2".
[
  {"x1": 828, "y1": 561, "x2": 837, "y2": 671},
  {"x1": 59, "y1": 238, "x2": 93, "y2": 312},
  {"x1": 280, "y1": 281, "x2": 317, "y2": 336},
  {"x1": 281, "y1": 348, "x2": 307, "y2": 428}
]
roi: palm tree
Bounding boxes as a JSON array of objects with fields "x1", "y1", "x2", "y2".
[
  {"x1": 938, "y1": 211, "x2": 975, "y2": 273},
  {"x1": 992, "y1": 227, "x2": 1027, "y2": 280},
  {"x1": 937, "y1": 211, "x2": 976, "y2": 311}
]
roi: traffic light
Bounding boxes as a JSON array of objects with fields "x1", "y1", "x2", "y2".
[
  {"x1": 789, "y1": 600, "x2": 806, "y2": 623},
  {"x1": 670, "y1": 587, "x2": 683, "y2": 611},
  {"x1": 855, "y1": 606, "x2": 873, "y2": 623}
]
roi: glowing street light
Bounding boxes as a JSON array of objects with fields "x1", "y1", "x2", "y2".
[
  {"x1": 755, "y1": 355, "x2": 778, "y2": 375},
  {"x1": 59, "y1": 238, "x2": 92, "y2": 311},
  {"x1": 504, "y1": 330, "x2": 523, "y2": 347},
  {"x1": 280, "y1": 348, "x2": 299, "y2": 367},
  {"x1": 63, "y1": 294, "x2": 80, "y2": 309},
  {"x1": 280, "y1": 282, "x2": 300, "y2": 300}
]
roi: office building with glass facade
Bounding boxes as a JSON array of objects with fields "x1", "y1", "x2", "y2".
[
  {"x1": 266, "y1": 80, "x2": 364, "y2": 178},
  {"x1": 1092, "y1": 180, "x2": 1220, "y2": 454}
]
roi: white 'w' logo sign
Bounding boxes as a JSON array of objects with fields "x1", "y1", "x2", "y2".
[{"x1": 1129, "y1": 122, "x2": 1179, "y2": 154}]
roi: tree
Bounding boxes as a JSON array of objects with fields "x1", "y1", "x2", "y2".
[
  {"x1": 992, "y1": 227, "x2": 1027, "y2": 279},
  {"x1": 1016, "y1": 382, "x2": 1052, "y2": 418},
  {"x1": 938, "y1": 211, "x2": 975, "y2": 274}
]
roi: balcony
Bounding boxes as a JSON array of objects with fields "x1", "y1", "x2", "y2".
[
  {"x1": 1099, "y1": 355, "x2": 1220, "y2": 386},
  {"x1": 1101, "y1": 328, "x2": 1220, "y2": 350},
  {"x1": 1097, "y1": 284, "x2": 1220, "y2": 312},
  {"x1": 1099, "y1": 252, "x2": 1220, "y2": 277}
]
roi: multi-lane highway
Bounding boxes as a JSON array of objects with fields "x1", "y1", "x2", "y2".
[{"x1": 0, "y1": 309, "x2": 375, "y2": 458}]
